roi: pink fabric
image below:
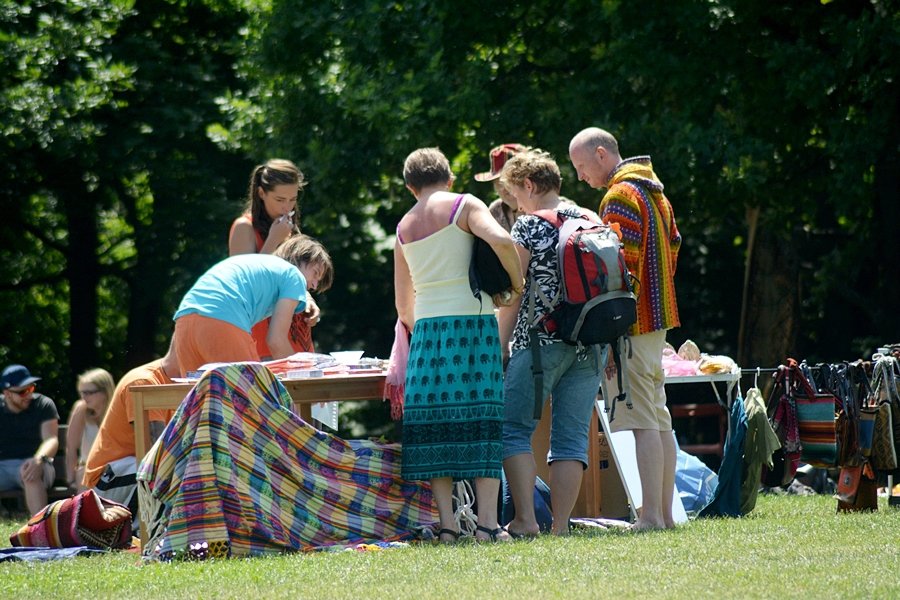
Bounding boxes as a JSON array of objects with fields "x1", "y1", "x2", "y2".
[
  {"x1": 384, "y1": 319, "x2": 411, "y2": 420},
  {"x1": 662, "y1": 347, "x2": 700, "y2": 377}
]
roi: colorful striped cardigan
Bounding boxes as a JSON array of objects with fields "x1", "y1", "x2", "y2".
[{"x1": 600, "y1": 156, "x2": 681, "y2": 335}]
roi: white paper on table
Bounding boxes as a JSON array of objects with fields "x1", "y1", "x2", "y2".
[
  {"x1": 311, "y1": 401, "x2": 339, "y2": 431},
  {"x1": 596, "y1": 399, "x2": 688, "y2": 524}
]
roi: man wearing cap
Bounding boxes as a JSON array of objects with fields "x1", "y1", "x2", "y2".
[
  {"x1": 1, "y1": 364, "x2": 60, "y2": 514},
  {"x1": 475, "y1": 143, "x2": 528, "y2": 232}
]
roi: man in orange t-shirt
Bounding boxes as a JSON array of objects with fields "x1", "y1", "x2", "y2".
[{"x1": 83, "y1": 344, "x2": 178, "y2": 514}]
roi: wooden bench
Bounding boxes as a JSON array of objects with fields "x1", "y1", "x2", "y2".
[{"x1": 0, "y1": 423, "x2": 77, "y2": 512}]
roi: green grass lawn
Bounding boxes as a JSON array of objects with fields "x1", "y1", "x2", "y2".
[{"x1": 2, "y1": 494, "x2": 899, "y2": 599}]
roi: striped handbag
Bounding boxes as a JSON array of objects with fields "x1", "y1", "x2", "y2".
[{"x1": 791, "y1": 361, "x2": 839, "y2": 468}]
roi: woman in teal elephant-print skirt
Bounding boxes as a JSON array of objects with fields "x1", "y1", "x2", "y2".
[{"x1": 393, "y1": 148, "x2": 524, "y2": 543}]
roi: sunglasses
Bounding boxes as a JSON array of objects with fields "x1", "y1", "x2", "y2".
[
  {"x1": 79, "y1": 388, "x2": 103, "y2": 397},
  {"x1": 8, "y1": 384, "x2": 35, "y2": 396}
]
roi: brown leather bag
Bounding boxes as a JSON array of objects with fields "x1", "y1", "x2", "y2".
[{"x1": 835, "y1": 462, "x2": 878, "y2": 512}]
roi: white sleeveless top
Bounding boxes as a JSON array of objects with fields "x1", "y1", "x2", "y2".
[
  {"x1": 400, "y1": 195, "x2": 492, "y2": 321},
  {"x1": 80, "y1": 422, "x2": 99, "y2": 465}
]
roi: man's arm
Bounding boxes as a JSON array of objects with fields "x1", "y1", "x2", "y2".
[
  {"x1": 36, "y1": 418, "x2": 60, "y2": 460},
  {"x1": 21, "y1": 419, "x2": 60, "y2": 484}
]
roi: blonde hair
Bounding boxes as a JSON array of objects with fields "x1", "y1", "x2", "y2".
[
  {"x1": 500, "y1": 149, "x2": 562, "y2": 195},
  {"x1": 273, "y1": 234, "x2": 334, "y2": 292},
  {"x1": 77, "y1": 368, "x2": 115, "y2": 420}
]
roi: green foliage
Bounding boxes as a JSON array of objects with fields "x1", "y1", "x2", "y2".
[
  {"x1": 0, "y1": 0, "x2": 250, "y2": 409},
  {"x1": 1, "y1": 0, "x2": 898, "y2": 415}
]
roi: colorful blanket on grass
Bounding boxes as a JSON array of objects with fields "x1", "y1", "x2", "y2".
[{"x1": 136, "y1": 362, "x2": 436, "y2": 560}]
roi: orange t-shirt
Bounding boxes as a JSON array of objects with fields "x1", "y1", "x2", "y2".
[{"x1": 82, "y1": 359, "x2": 175, "y2": 488}]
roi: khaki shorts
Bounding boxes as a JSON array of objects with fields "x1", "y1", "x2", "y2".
[{"x1": 604, "y1": 330, "x2": 672, "y2": 433}]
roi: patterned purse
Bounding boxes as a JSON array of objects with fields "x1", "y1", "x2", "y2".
[
  {"x1": 792, "y1": 361, "x2": 839, "y2": 468},
  {"x1": 871, "y1": 402, "x2": 897, "y2": 470},
  {"x1": 870, "y1": 355, "x2": 900, "y2": 471},
  {"x1": 762, "y1": 365, "x2": 801, "y2": 487}
]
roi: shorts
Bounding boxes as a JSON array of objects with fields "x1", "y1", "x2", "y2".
[
  {"x1": 173, "y1": 313, "x2": 260, "y2": 375},
  {"x1": 604, "y1": 329, "x2": 673, "y2": 432},
  {"x1": 0, "y1": 459, "x2": 55, "y2": 491},
  {"x1": 503, "y1": 342, "x2": 605, "y2": 467}
]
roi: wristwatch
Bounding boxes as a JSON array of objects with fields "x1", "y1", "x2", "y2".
[{"x1": 37, "y1": 455, "x2": 53, "y2": 465}]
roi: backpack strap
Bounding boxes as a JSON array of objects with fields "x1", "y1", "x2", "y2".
[
  {"x1": 600, "y1": 336, "x2": 632, "y2": 422},
  {"x1": 526, "y1": 273, "x2": 546, "y2": 420}
]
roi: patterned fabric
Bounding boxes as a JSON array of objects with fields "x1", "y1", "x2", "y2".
[
  {"x1": 601, "y1": 156, "x2": 681, "y2": 335},
  {"x1": 9, "y1": 489, "x2": 132, "y2": 549},
  {"x1": 510, "y1": 205, "x2": 595, "y2": 349},
  {"x1": 137, "y1": 363, "x2": 436, "y2": 560},
  {"x1": 402, "y1": 315, "x2": 504, "y2": 481}
]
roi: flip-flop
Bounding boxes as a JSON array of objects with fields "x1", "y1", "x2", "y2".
[
  {"x1": 474, "y1": 525, "x2": 510, "y2": 542},
  {"x1": 437, "y1": 528, "x2": 461, "y2": 543},
  {"x1": 502, "y1": 525, "x2": 538, "y2": 540}
]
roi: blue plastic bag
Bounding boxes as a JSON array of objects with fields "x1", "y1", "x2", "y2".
[{"x1": 675, "y1": 442, "x2": 719, "y2": 517}]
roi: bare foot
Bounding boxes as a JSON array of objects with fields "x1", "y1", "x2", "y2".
[
  {"x1": 631, "y1": 518, "x2": 666, "y2": 532},
  {"x1": 503, "y1": 518, "x2": 540, "y2": 539}
]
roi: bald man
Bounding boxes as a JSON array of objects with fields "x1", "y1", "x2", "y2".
[{"x1": 569, "y1": 127, "x2": 682, "y2": 531}]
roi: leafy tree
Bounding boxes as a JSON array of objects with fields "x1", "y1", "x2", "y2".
[
  {"x1": 0, "y1": 0, "x2": 249, "y2": 410},
  {"x1": 0, "y1": 0, "x2": 136, "y2": 401},
  {"x1": 232, "y1": 0, "x2": 899, "y2": 377}
]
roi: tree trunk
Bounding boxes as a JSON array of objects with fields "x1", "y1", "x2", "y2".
[
  {"x1": 64, "y1": 188, "x2": 100, "y2": 376},
  {"x1": 738, "y1": 217, "x2": 800, "y2": 370}
]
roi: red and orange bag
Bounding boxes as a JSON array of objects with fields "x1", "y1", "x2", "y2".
[{"x1": 9, "y1": 489, "x2": 132, "y2": 549}]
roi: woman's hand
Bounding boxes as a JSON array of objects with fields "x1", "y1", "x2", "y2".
[
  {"x1": 267, "y1": 214, "x2": 294, "y2": 245},
  {"x1": 491, "y1": 277, "x2": 525, "y2": 308}
]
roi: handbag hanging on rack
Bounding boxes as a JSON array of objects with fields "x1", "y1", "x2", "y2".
[
  {"x1": 761, "y1": 365, "x2": 801, "y2": 487},
  {"x1": 870, "y1": 355, "x2": 900, "y2": 472},
  {"x1": 836, "y1": 461, "x2": 878, "y2": 512},
  {"x1": 791, "y1": 360, "x2": 840, "y2": 468}
]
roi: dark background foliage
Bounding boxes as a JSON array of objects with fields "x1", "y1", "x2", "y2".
[{"x1": 1, "y1": 0, "x2": 898, "y2": 426}]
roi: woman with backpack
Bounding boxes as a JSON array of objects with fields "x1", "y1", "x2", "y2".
[{"x1": 497, "y1": 149, "x2": 606, "y2": 537}]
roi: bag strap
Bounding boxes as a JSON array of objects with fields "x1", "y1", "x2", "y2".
[
  {"x1": 788, "y1": 358, "x2": 821, "y2": 401},
  {"x1": 848, "y1": 360, "x2": 874, "y2": 410},
  {"x1": 765, "y1": 364, "x2": 788, "y2": 416},
  {"x1": 527, "y1": 274, "x2": 545, "y2": 420},
  {"x1": 600, "y1": 337, "x2": 632, "y2": 422}
]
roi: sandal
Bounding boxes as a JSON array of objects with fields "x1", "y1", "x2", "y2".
[
  {"x1": 475, "y1": 525, "x2": 509, "y2": 542},
  {"x1": 502, "y1": 525, "x2": 538, "y2": 540},
  {"x1": 437, "y1": 528, "x2": 461, "y2": 543}
]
